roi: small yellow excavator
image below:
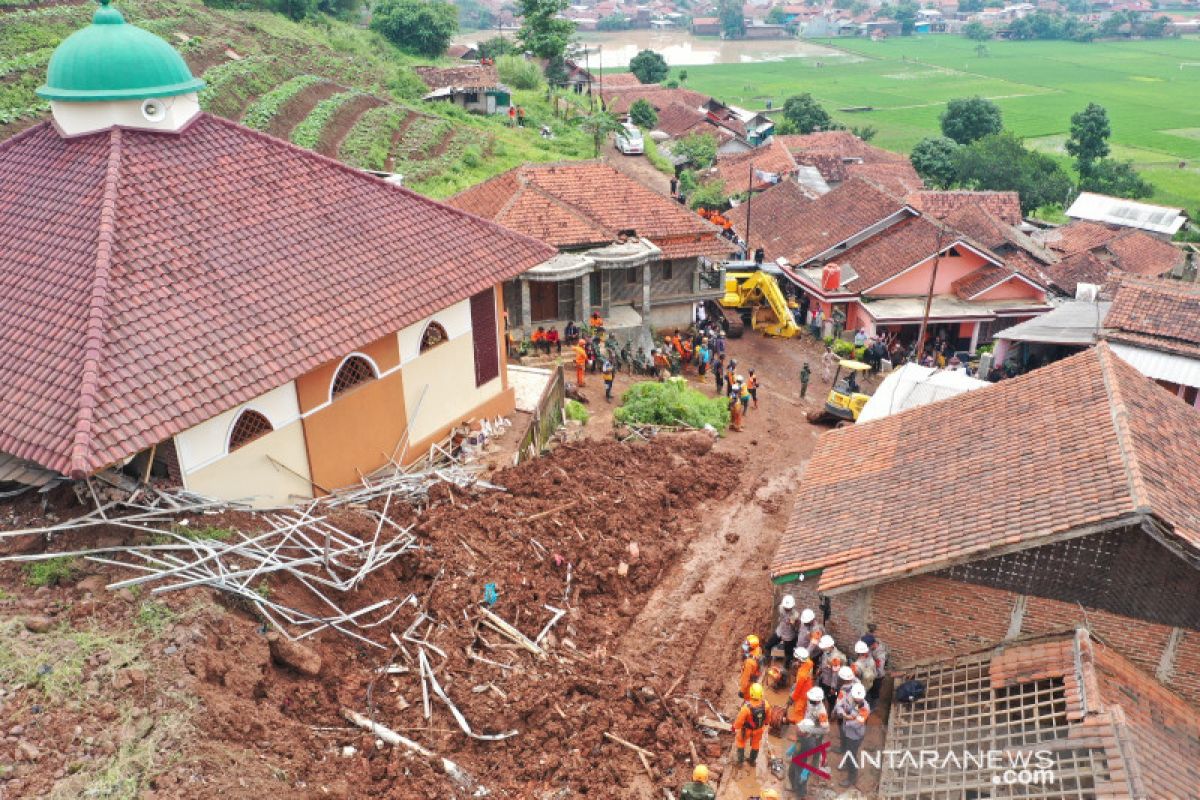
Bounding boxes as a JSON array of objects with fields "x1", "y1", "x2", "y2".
[
  {"x1": 718, "y1": 270, "x2": 801, "y2": 338},
  {"x1": 807, "y1": 360, "x2": 872, "y2": 426}
]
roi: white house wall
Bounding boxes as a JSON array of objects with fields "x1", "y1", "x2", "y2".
[
  {"x1": 397, "y1": 299, "x2": 472, "y2": 364},
  {"x1": 174, "y1": 382, "x2": 303, "y2": 474},
  {"x1": 401, "y1": 334, "x2": 501, "y2": 444},
  {"x1": 183, "y1": 421, "x2": 312, "y2": 507}
]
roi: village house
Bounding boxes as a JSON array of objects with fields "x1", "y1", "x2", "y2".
[
  {"x1": 772, "y1": 344, "x2": 1200, "y2": 706},
  {"x1": 448, "y1": 162, "x2": 736, "y2": 335},
  {"x1": 778, "y1": 131, "x2": 920, "y2": 195},
  {"x1": 691, "y1": 15, "x2": 722, "y2": 34},
  {"x1": 704, "y1": 137, "x2": 801, "y2": 194},
  {"x1": 1034, "y1": 219, "x2": 1186, "y2": 295},
  {"x1": 0, "y1": 5, "x2": 553, "y2": 506},
  {"x1": 1101, "y1": 275, "x2": 1200, "y2": 408},
  {"x1": 881, "y1": 629, "x2": 1200, "y2": 799},
  {"x1": 414, "y1": 65, "x2": 510, "y2": 115},
  {"x1": 729, "y1": 178, "x2": 1051, "y2": 352},
  {"x1": 1065, "y1": 191, "x2": 1188, "y2": 239}
]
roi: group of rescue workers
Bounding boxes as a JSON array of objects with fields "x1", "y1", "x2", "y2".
[{"x1": 682, "y1": 596, "x2": 888, "y2": 799}]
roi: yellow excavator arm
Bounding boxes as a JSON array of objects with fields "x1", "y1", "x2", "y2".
[{"x1": 719, "y1": 271, "x2": 800, "y2": 338}]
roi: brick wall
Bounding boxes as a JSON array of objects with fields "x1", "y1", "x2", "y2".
[{"x1": 862, "y1": 574, "x2": 1200, "y2": 707}]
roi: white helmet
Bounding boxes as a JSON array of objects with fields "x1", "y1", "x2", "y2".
[
  {"x1": 793, "y1": 646, "x2": 809, "y2": 661},
  {"x1": 850, "y1": 683, "x2": 867, "y2": 701},
  {"x1": 798, "y1": 718, "x2": 816, "y2": 732},
  {"x1": 807, "y1": 687, "x2": 824, "y2": 703},
  {"x1": 854, "y1": 640, "x2": 869, "y2": 655},
  {"x1": 736, "y1": 374, "x2": 744, "y2": 383},
  {"x1": 818, "y1": 635, "x2": 834, "y2": 650},
  {"x1": 781, "y1": 594, "x2": 796, "y2": 610},
  {"x1": 800, "y1": 609, "x2": 816, "y2": 624},
  {"x1": 838, "y1": 666, "x2": 855, "y2": 682}
]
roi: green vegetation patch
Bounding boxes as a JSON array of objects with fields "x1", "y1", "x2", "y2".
[
  {"x1": 565, "y1": 399, "x2": 590, "y2": 424},
  {"x1": 340, "y1": 105, "x2": 412, "y2": 170},
  {"x1": 614, "y1": 379, "x2": 730, "y2": 431},
  {"x1": 291, "y1": 89, "x2": 360, "y2": 148},
  {"x1": 0, "y1": 618, "x2": 141, "y2": 703},
  {"x1": 24, "y1": 556, "x2": 79, "y2": 587},
  {"x1": 241, "y1": 73, "x2": 324, "y2": 130}
]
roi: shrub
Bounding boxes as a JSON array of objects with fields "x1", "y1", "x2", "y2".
[
  {"x1": 497, "y1": 55, "x2": 542, "y2": 90},
  {"x1": 832, "y1": 339, "x2": 855, "y2": 358},
  {"x1": 613, "y1": 379, "x2": 730, "y2": 431},
  {"x1": 565, "y1": 399, "x2": 590, "y2": 423},
  {"x1": 24, "y1": 557, "x2": 78, "y2": 587}
]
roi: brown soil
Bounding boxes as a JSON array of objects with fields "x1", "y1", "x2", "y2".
[
  {"x1": 263, "y1": 81, "x2": 340, "y2": 141},
  {"x1": 183, "y1": 45, "x2": 231, "y2": 79},
  {"x1": 315, "y1": 94, "x2": 383, "y2": 159}
]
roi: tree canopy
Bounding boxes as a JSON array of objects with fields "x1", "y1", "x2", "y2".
[
  {"x1": 515, "y1": 0, "x2": 575, "y2": 61},
  {"x1": 629, "y1": 50, "x2": 669, "y2": 84},
  {"x1": 629, "y1": 98, "x2": 658, "y2": 129},
  {"x1": 719, "y1": 0, "x2": 745, "y2": 38},
  {"x1": 672, "y1": 132, "x2": 718, "y2": 169},
  {"x1": 1080, "y1": 159, "x2": 1153, "y2": 200},
  {"x1": 939, "y1": 96, "x2": 1002, "y2": 144},
  {"x1": 1066, "y1": 103, "x2": 1110, "y2": 176},
  {"x1": 910, "y1": 136, "x2": 960, "y2": 189},
  {"x1": 954, "y1": 132, "x2": 1073, "y2": 213},
  {"x1": 781, "y1": 93, "x2": 837, "y2": 135},
  {"x1": 370, "y1": 0, "x2": 458, "y2": 57}
]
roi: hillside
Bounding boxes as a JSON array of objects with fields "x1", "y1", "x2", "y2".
[{"x1": 0, "y1": 0, "x2": 593, "y2": 198}]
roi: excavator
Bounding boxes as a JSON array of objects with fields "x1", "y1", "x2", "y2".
[
  {"x1": 806, "y1": 360, "x2": 872, "y2": 426},
  {"x1": 718, "y1": 269, "x2": 801, "y2": 338}
]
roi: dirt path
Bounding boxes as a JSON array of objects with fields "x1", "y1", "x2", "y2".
[{"x1": 603, "y1": 140, "x2": 672, "y2": 196}]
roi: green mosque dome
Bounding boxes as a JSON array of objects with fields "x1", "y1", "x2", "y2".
[{"x1": 37, "y1": 0, "x2": 205, "y2": 102}]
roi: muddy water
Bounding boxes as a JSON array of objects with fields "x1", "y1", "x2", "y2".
[{"x1": 453, "y1": 29, "x2": 856, "y2": 67}]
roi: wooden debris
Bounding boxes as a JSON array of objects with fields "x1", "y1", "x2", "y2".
[
  {"x1": 479, "y1": 607, "x2": 545, "y2": 657},
  {"x1": 604, "y1": 731, "x2": 654, "y2": 758},
  {"x1": 698, "y1": 716, "x2": 732, "y2": 732}
]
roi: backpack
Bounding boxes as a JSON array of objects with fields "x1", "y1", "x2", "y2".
[
  {"x1": 895, "y1": 679, "x2": 926, "y2": 703},
  {"x1": 748, "y1": 702, "x2": 767, "y2": 730}
]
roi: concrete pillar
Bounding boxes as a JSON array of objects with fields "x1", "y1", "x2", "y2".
[
  {"x1": 642, "y1": 263, "x2": 652, "y2": 325},
  {"x1": 993, "y1": 337, "x2": 1010, "y2": 366},
  {"x1": 519, "y1": 280, "x2": 531, "y2": 329},
  {"x1": 969, "y1": 321, "x2": 981, "y2": 354},
  {"x1": 580, "y1": 272, "x2": 591, "y2": 317}
]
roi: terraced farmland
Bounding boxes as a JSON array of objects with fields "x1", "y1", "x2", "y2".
[{"x1": 0, "y1": 0, "x2": 593, "y2": 197}]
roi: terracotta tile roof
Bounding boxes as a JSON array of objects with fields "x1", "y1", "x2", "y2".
[
  {"x1": 950, "y1": 263, "x2": 1012, "y2": 299},
  {"x1": 1043, "y1": 219, "x2": 1120, "y2": 255},
  {"x1": 1105, "y1": 276, "x2": 1200, "y2": 359},
  {"x1": 1038, "y1": 222, "x2": 1184, "y2": 294},
  {"x1": 705, "y1": 138, "x2": 798, "y2": 193},
  {"x1": 449, "y1": 161, "x2": 733, "y2": 259},
  {"x1": 600, "y1": 86, "x2": 709, "y2": 115},
  {"x1": 844, "y1": 160, "x2": 924, "y2": 197},
  {"x1": 599, "y1": 72, "x2": 644, "y2": 88},
  {"x1": 885, "y1": 629, "x2": 1200, "y2": 800},
  {"x1": 654, "y1": 101, "x2": 712, "y2": 139},
  {"x1": 0, "y1": 117, "x2": 555, "y2": 478},
  {"x1": 939, "y1": 204, "x2": 1056, "y2": 288},
  {"x1": 413, "y1": 64, "x2": 499, "y2": 90},
  {"x1": 725, "y1": 180, "x2": 813, "y2": 256},
  {"x1": 777, "y1": 131, "x2": 908, "y2": 166},
  {"x1": 835, "y1": 214, "x2": 1002, "y2": 292},
  {"x1": 729, "y1": 177, "x2": 908, "y2": 266},
  {"x1": 772, "y1": 344, "x2": 1200, "y2": 590},
  {"x1": 906, "y1": 190, "x2": 1023, "y2": 225},
  {"x1": 1104, "y1": 229, "x2": 1185, "y2": 277},
  {"x1": 1040, "y1": 249, "x2": 1113, "y2": 296}
]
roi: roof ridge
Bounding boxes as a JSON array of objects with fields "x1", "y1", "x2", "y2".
[
  {"x1": 200, "y1": 113, "x2": 553, "y2": 255},
  {"x1": 1094, "y1": 342, "x2": 1151, "y2": 513},
  {"x1": 522, "y1": 181, "x2": 615, "y2": 241},
  {"x1": 69, "y1": 127, "x2": 123, "y2": 479}
]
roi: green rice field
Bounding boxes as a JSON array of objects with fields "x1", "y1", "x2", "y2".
[{"x1": 680, "y1": 36, "x2": 1200, "y2": 210}]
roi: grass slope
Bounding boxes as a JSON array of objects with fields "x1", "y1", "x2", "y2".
[
  {"x1": 0, "y1": 0, "x2": 593, "y2": 197},
  {"x1": 681, "y1": 35, "x2": 1200, "y2": 209}
]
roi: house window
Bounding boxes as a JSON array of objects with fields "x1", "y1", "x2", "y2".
[
  {"x1": 627, "y1": 267, "x2": 639, "y2": 285},
  {"x1": 464, "y1": 92, "x2": 479, "y2": 103},
  {"x1": 420, "y1": 322, "x2": 449, "y2": 352},
  {"x1": 470, "y1": 289, "x2": 499, "y2": 387},
  {"x1": 228, "y1": 410, "x2": 273, "y2": 453},
  {"x1": 662, "y1": 261, "x2": 673, "y2": 280},
  {"x1": 331, "y1": 355, "x2": 378, "y2": 399}
]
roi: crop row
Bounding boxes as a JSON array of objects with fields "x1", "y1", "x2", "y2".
[
  {"x1": 339, "y1": 105, "x2": 414, "y2": 172},
  {"x1": 290, "y1": 90, "x2": 360, "y2": 150},
  {"x1": 241, "y1": 74, "x2": 324, "y2": 131}
]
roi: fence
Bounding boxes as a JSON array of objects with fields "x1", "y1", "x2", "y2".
[{"x1": 516, "y1": 365, "x2": 566, "y2": 464}]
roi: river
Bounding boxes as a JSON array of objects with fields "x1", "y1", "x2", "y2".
[{"x1": 453, "y1": 29, "x2": 855, "y2": 68}]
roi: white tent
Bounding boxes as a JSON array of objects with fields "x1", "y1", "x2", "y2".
[{"x1": 858, "y1": 363, "x2": 989, "y2": 424}]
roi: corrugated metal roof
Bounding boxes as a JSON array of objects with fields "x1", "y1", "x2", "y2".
[
  {"x1": 994, "y1": 300, "x2": 1110, "y2": 345},
  {"x1": 1066, "y1": 192, "x2": 1187, "y2": 236},
  {"x1": 1109, "y1": 341, "x2": 1200, "y2": 389}
]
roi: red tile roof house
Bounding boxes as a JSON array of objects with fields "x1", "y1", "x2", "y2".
[
  {"x1": 1036, "y1": 220, "x2": 1186, "y2": 296},
  {"x1": 730, "y1": 178, "x2": 1051, "y2": 353},
  {"x1": 772, "y1": 345, "x2": 1200, "y2": 707},
  {"x1": 1102, "y1": 276, "x2": 1200, "y2": 409},
  {"x1": 449, "y1": 162, "x2": 737, "y2": 334},
  {"x1": 879, "y1": 629, "x2": 1200, "y2": 799},
  {"x1": 0, "y1": 7, "x2": 553, "y2": 506},
  {"x1": 413, "y1": 65, "x2": 510, "y2": 115}
]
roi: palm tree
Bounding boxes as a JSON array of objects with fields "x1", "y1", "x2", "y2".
[{"x1": 578, "y1": 110, "x2": 622, "y2": 157}]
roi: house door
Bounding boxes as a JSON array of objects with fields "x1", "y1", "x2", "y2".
[{"x1": 530, "y1": 282, "x2": 559, "y2": 322}]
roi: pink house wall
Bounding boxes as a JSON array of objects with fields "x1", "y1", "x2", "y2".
[
  {"x1": 867, "y1": 252, "x2": 987, "y2": 296},
  {"x1": 972, "y1": 276, "x2": 1045, "y2": 302}
]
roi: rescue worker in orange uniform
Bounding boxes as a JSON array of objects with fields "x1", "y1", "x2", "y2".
[
  {"x1": 786, "y1": 646, "x2": 816, "y2": 724},
  {"x1": 733, "y1": 683, "x2": 770, "y2": 767},
  {"x1": 738, "y1": 634, "x2": 763, "y2": 699},
  {"x1": 573, "y1": 339, "x2": 588, "y2": 387}
]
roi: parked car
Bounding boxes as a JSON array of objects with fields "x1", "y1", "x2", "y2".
[{"x1": 615, "y1": 122, "x2": 644, "y2": 155}]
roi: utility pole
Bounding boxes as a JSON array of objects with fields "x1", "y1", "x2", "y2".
[
  {"x1": 914, "y1": 224, "x2": 946, "y2": 364},
  {"x1": 744, "y1": 164, "x2": 754, "y2": 261}
]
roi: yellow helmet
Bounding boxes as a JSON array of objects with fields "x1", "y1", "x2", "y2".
[
  {"x1": 746, "y1": 634, "x2": 760, "y2": 648},
  {"x1": 762, "y1": 790, "x2": 781, "y2": 800},
  {"x1": 748, "y1": 683, "x2": 764, "y2": 702},
  {"x1": 692, "y1": 764, "x2": 709, "y2": 783}
]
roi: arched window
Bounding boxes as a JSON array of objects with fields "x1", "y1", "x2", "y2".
[
  {"x1": 420, "y1": 322, "x2": 448, "y2": 353},
  {"x1": 331, "y1": 354, "x2": 378, "y2": 399},
  {"x1": 228, "y1": 410, "x2": 273, "y2": 453}
]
